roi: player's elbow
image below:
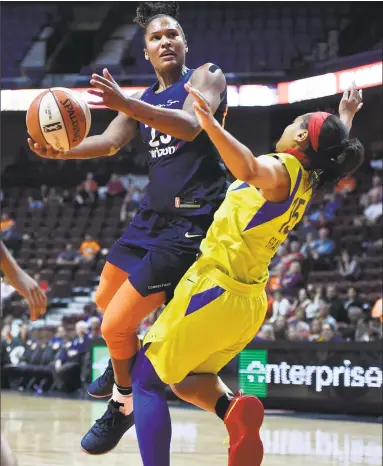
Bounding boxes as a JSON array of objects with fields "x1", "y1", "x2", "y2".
[{"x1": 183, "y1": 122, "x2": 201, "y2": 141}]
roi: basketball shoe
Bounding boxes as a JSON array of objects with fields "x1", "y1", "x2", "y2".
[
  {"x1": 224, "y1": 392, "x2": 264, "y2": 466},
  {"x1": 88, "y1": 358, "x2": 114, "y2": 398},
  {"x1": 81, "y1": 398, "x2": 134, "y2": 455}
]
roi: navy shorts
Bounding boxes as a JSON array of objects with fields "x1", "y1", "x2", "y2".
[{"x1": 107, "y1": 241, "x2": 198, "y2": 303}]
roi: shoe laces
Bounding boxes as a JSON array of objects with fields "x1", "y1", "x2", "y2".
[
  {"x1": 100, "y1": 359, "x2": 114, "y2": 383},
  {"x1": 95, "y1": 400, "x2": 124, "y2": 434}
]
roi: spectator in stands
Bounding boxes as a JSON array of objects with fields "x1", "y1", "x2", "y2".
[
  {"x1": 368, "y1": 175, "x2": 382, "y2": 201},
  {"x1": 256, "y1": 324, "x2": 275, "y2": 341},
  {"x1": 323, "y1": 192, "x2": 342, "y2": 220},
  {"x1": 335, "y1": 174, "x2": 356, "y2": 195},
  {"x1": 40, "y1": 184, "x2": 48, "y2": 202},
  {"x1": 317, "y1": 323, "x2": 343, "y2": 342},
  {"x1": 338, "y1": 249, "x2": 361, "y2": 281},
  {"x1": 281, "y1": 241, "x2": 304, "y2": 269},
  {"x1": 57, "y1": 243, "x2": 82, "y2": 265},
  {"x1": 308, "y1": 204, "x2": 331, "y2": 227},
  {"x1": 297, "y1": 215, "x2": 318, "y2": 242},
  {"x1": 363, "y1": 192, "x2": 382, "y2": 223},
  {"x1": 17, "y1": 323, "x2": 34, "y2": 346},
  {"x1": 107, "y1": 174, "x2": 125, "y2": 197},
  {"x1": 294, "y1": 321, "x2": 311, "y2": 341},
  {"x1": 288, "y1": 307, "x2": 306, "y2": 326},
  {"x1": 300, "y1": 232, "x2": 314, "y2": 259},
  {"x1": 292, "y1": 288, "x2": 312, "y2": 314},
  {"x1": 317, "y1": 301, "x2": 337, "y2": 329},
  {"x1": 120, "y1": 186, "x2": 142, "y2": 223},
  {"x1": 270, "y1": 289, "x2": 292, "y2": 321},
  {"x1": 53, "y1": 320, "x2": 89, "y2": 392},
  {"x1": 1, "y1": 323, "x2": 15, "y2": 348},
  {"x1": 74, "y1": 186, "x2": 85, "y2": 206},
  {"x1": 308, "y1": 227, "x2": 335, "y2": 270},
  {"x1": 273, "y1": 316, "x2": 288, "y2": 340},
  {"x1": 28, "y1": 196, "x2": 44, "y2": 210},
  {"x1": 281, "y1": 261, "x2": 304, "y2": 295},
  {"x1": 79, "y1": 235, "x2": 101, "y2": 261},
  {"x1": 370, "y1": 149, "x2": 383, "y2": 172},
  {"x1": 88, "y1": 317, "x2": 102, "y2": 339},
  {"x1": 46, "y1": 187, "x2": 63, "y2": 206},
  {"x1": 0, "y1": 213, "x2": 15, "y2": 236},
  {"x1": 342, "y1": 305, "x2": 365, "y2": 341},
  {"x1": 343, "y1": 287, "x2": 368, "y2": 314},
  {"x1": 62, "y1": 189, "x2": 73, "y2": 204},
  {"x1": 371, "y1": 297, "x2": 382, "y2": 322},
  {"x1": 286, "y1": 324, "x2": 297, "y2": 341},
  {"x1": 309, "y1": 319, "x2": 322, "y2": 341},
  {"x1": 78, "y1": 172, "x2": 98, "y2": 203},
  {"x1": 326, "y1": 285, "x2": 348, "y2": 324}
]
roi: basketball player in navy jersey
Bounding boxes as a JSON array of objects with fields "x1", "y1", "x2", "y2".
[{"x1": 28, "y1": 2, "x2": 228, "y2": 454}]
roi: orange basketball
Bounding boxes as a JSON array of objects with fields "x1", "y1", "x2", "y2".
[{"x1": 26, "y1": 87, "x2": 91, "y2": 152}]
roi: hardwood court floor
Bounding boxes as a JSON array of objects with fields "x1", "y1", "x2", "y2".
[{"x1": 1, "y1": 392, "x2": 381, "y2": 465}]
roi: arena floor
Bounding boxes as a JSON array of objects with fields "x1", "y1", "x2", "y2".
[{"x1": 1, "y1": 392, "x2": 381, "y2": 465}]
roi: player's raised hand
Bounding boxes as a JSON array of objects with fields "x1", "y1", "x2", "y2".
[
  {"x1": 27, "y1": 138, "x2": 66, "y2": 159},
  {"x1": 185, "y1": 83, "x2": 216, "y2": 131},
  {"x1": 88, "y1": 69, "x2": 128, "y2": 113},
  {"x1": 339, "y1": 81, "x2": 363, "y2": 118}
]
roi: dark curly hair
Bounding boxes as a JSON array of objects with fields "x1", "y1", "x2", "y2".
[{"x1": 134, "y1": 1, "x2": 180, "y2": 28}]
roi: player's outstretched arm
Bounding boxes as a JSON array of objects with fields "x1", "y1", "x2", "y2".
[
  {"x1": 185, "y1": 84, "x2": 290, "y2": 195},
  {"x1": 338, "y1": 81, "x2": 363, "y2": 131},
  {"x1": 0, "y1": 241, "x2": 47, "y2": 321},
  {"x1": 88, "y1": 66, "x2": 226, "y2": 142},
  {"x1": 27, "y1": 90, "x2": 143, "y2": 160}
]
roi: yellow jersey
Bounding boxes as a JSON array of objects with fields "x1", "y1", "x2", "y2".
[{"x1": 198, "y1": 153, "x2": 312, "y2": 286}]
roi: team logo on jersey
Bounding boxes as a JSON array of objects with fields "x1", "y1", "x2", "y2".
[
  {"x1": 150, "y1": 146, "x2": 177, "y2": 158},
  {"x1": 43, "y1": 122, "x2": 63, "y2": 133}
]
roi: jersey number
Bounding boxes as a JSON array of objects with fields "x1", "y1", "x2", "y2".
[
  {"x1": 279, "y1": 197, "x2": 306, "y2": 235},
  {"x1": 148, "y1": 127, "x2": 172, "y2": 147}
]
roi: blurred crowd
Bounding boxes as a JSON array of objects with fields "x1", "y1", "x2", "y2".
[
  {"x1": 1, "y1": 164, "x2": 382, "y2": 395},
  {"x1": 1, "y1": 304, "x2": 161, "y2": 395}
]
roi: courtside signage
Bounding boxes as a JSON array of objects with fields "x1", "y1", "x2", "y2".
[{"x1": 239, "y1": 349, "x2": 383, "y2": 397}]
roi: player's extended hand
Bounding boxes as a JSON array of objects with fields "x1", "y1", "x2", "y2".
[
  {"x1": 27, "y1": 138, "x2": 66, "y2": 159},
  {"x1": 339, "y1": 81, "x2": 363, "y2": 120},
  {"x1": 12, "y1": 270, "x2": 47, "y2": 321},
  {"x1": 185, "y1": 82, "x2": 216, "y2": 131},
  {"x1": 88, "y1": 69, "x2": 128, "y2": 112}
]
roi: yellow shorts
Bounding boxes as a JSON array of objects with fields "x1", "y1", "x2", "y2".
[{"x1": 143, "y1": 261, "x2": 267, "y2": 385}]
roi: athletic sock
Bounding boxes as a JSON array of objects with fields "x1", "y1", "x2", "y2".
[
  {"x1": 215, "y1": 392, "x2": 234, "y2": 421},
  {"x1": 112, "y1": 383, "x2": 133, "y2": 416},
  {"x1": 116, "y1": 383, "x2": 133, "y2": 396}
]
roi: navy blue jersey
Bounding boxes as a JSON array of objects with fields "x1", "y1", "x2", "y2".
[{"x1": 138, "y1": 68, "x2": 228, "y2": 218}]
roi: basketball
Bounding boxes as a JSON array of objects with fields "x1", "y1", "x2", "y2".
[{"x1": 26, "y1": 87, "x2": 91, "y2": 152}]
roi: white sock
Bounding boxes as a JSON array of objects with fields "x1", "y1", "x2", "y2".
[{"x1": 111, "y1": 383, "x2": 133, "y2": 416}]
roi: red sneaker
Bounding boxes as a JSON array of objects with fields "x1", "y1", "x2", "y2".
[{"x1": 224, "y1": 392, "x2": 264, "y2": 466}]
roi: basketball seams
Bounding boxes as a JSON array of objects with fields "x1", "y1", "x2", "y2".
[
  {"x1": 27, "y1": 91, "x2": 49, "y2": 147},
  {"x1": 50, "y1": 89, "x2": 71, "y2": 149},
  {"x1": 62, "y1": 90, "x2": 91, "y2": 138}
]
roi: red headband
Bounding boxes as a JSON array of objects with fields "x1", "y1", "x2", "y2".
[{"x1": 308, "y1": 112, "x2": 331, "y2": 152}]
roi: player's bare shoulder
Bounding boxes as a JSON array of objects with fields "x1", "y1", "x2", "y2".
[{"x1": 192, "y1": 63, "x2": 226, "y2": 87}]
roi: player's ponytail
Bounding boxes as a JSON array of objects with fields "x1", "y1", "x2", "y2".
[
  {"x1": 302, "y1": 113, "x2": 364, "y2": 188},
  {"x1": 134, "y1": 2, "x2": 180, "y2": 28}
]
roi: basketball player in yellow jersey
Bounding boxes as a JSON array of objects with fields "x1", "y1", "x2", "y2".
[{"x1": 130, "y1": 83, "x2": 364, "y2": 466}]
